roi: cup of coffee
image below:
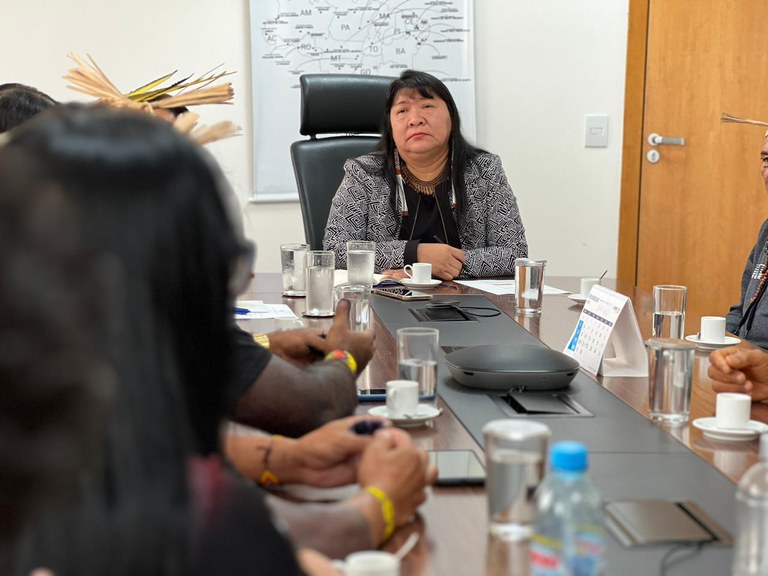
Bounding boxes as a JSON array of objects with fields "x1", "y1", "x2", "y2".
[
  {"x1": 716, "y1": 393, "x2": 751, "y2": 430},
  {"x1": 344, "y1": 551, "x2": 400, "y2": 576},
  {"x1": 579, "y1": 277, "x2": 601, "y2": 297},
  {"x1": 386, "y1": 379, "x2": 419, "y2": 418},
  {"x1": 700, "y1": 316, "x2": 726, "y2": 343},
  {"x1": 404, "y1": 262, "x2": 432, "y2": 283}
]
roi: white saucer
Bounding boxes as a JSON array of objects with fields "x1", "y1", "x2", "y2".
[
  {"x1": 368, "y1": 404, "x2": 442, "y2": 428},
  {"x1": 692, "y1": 417, "x2": 768, "y2": 442},
  {"x1": 400, "y1": 279, "x2": 442, "y2": 290},
  {"x1": 303, "y1": 310, "x2": 335, "y2": 318},
  {"x1": 684, "y1": 335, "x2": 741, "y2": 350},
  {"x1": 568, "y1": 293, "x2": 588, "y2": 305}
]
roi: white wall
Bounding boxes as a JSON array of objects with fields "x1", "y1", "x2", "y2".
[{"x1": 2, "y1": 0, "x2": 628, "y2": 277}]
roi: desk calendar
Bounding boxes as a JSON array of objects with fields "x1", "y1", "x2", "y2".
[{"x1": 564, "y1": 285, "x2": 647, "y2": 377}]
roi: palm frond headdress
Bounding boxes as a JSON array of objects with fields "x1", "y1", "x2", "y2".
[
  {"x1": 64, "y1": 53, "x2": 241, "y2": 145},
  {"x1": 721, "y1": 113, "x2": 768, "y2": 138}
]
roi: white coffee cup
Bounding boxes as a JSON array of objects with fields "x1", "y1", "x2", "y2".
[
  {"x1": 273, "y1": 317, "x2": 304, "y2": 332},
  {"x1": 716, "y1": 393, "x2": 751, "y2": 430},
  {"x1": 404, "y1": 262, "x2": 432, "y2": 283},
  {"x1": 344, "y1": 551, "x2": 400, "y2": 576},
  {"x1": 579, "y1": 277, "x2": 601, "y2": 297},
  {"x1": 386, "y1": 379, "x2": 419, "y2": 418},
  {"x1": 700, "y1": 316, "x2": 726, "y2": 343}
]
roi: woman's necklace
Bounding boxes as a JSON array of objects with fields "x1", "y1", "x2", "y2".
[{"x1": 401, "y1": 162, "x2": 449, "y2": 196}]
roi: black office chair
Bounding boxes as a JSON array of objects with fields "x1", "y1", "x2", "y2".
[{"x1": 290, "y1": 74, "x2": 394, "y2": 250}]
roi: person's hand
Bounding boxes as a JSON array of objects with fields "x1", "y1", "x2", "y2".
[
  {"x1": 294, "y1": 415, "x2": 390, "y2": 487},
  {"x1": 416, "y1": 243, "x2": 465, "y2": 280},
  {"x1": 324, "y1": 299, "x2": 375, "y2": 372},
  {"x1": 708, "y1": 346, "x2": 768, "y2": 401},
  {"x1": 381, "y1": 268, "x2": 408, "y2": 280},
  {"x1": 358, "y1": 428, "x2": 437, "y2": 527},
  {"x1": 297, "y1": 548, "x2": 343, "y2": 576},
  {"x1": 267, "y1": 328, "x2": 327, "y2": 366}
]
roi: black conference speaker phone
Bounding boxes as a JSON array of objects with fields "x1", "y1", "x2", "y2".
[{"x1": 444, "y1": 344, "x2": 580, "y2": 392}]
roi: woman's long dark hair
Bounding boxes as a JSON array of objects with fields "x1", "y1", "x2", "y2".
[
  {"x1": 377, "y1": 69, "x2": 483, "y2": 213},
  {"x1": 3, "y1": 106, "x2": 242, "y2": 576},
  {"x1": 0, "y1": 150, "x2": 113, "y2": 551}
]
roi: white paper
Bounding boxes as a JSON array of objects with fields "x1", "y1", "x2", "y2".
[
  {"x1": 235, "y1": 300, "x2": 298, "y2": 320},
  {"x1": 563, "y1": 285, "x2": 647, "y2": 377},
  {"x1": 454, "y1": 279, "x2": 569, "y2": 296}
]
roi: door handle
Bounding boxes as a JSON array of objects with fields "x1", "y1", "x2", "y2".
[{"x1": 648, "y1": 133, "x2": 685, "y2": 146}]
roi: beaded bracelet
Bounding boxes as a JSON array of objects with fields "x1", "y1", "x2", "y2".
[
  {"x1": 364, "y1": 485, "x2": 396, "y2": 542},
  {"x1": 258, "y1": 435, "x2": 281, "y2": 487},
  {"x1": 252, "y1": 333, "x2": 270, "y2": 350},
  {"x1": 324, "y1": 349, "x2": 358, "y2": 376}
]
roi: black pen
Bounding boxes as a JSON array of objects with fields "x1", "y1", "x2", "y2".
[{"x1": 433, "y1": 234, "x2": 446, "y2": 244}]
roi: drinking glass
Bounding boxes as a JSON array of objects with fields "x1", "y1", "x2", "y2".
[
  {"x1": 515, "y1": 259, "x2": 547, "y2": 315},
  {"x1": 346, "y1": 240, "x2": 376, "y2": 287},
  {"x1": 652, "y1": 285, "x2": 687, "y2": 339},
  {"x1": 483, "y1": 419, "x2": 550, "y2": 541},
  {"x1": 334, "y1": 284, "x2": 371, "y2": 331},
  {"x1": 280, "y1": 243, "x2": 309, "y2": 297},
  {"x1": 397, "y1": 327, "x2": 439, "y2": 408},
  {"x1": 305, "y1": 250, "x2": 335, "y2": 317},
  {"x1": 646, "y1": 338, "x2": 696, "y2": 423}
]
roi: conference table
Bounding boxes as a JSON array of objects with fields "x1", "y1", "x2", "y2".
[{"x1": 238, "y1": 275, "x2": 760, "y2": 575}]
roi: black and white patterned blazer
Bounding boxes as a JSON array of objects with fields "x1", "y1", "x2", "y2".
[{"x1": 323, "y1": 152, "x2": 528, "y2": 277}]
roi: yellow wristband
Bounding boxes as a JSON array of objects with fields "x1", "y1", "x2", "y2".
[
  {"x1": 252, "y1": 333, "x2": 270, "y2": 350},
  {"x1": 324, "y1": 349, "x2": 358, "y2": 375},
  {"x1": 364, "y1": 485, "x2": 395, "y2": 542}
]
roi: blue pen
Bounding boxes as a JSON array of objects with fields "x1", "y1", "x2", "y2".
[{"x1": 233, "y1": 307, "x2": 251, "y2": 315}]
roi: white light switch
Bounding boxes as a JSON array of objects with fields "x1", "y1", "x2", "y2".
[{"x1": 585, "y1": 114, "x2": 609, "y2": 148}]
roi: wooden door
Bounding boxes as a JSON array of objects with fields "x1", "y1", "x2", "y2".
[{"x1": 620, "y1": 0, "x2": 768, "y2": 329}]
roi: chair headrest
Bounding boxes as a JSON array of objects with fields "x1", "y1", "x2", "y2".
[{"x1": 298, "y1": 74, "x2": 394, "y2": 136}]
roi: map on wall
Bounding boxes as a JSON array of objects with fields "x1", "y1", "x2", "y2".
[{"x1": 249, "y1": 0, "x2": 475, "y2": 199}]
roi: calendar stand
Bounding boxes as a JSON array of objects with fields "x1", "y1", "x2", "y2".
[{"x1": 564, "y1": 285, "x2": 648, "y2": 377}]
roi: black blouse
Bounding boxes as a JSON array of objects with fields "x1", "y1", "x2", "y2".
[{"x1": 398, "y1": 179, "x2": 462, "y2": 265}]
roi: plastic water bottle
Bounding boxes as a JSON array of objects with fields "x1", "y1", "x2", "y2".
[
  {"x1": 733, "y1": 433, "x2": 768, "y2": 576},
  {"x1": 530, "y1": 442, "x2": 605, "y2": 576}
]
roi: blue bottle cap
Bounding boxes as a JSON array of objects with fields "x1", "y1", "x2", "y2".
[{"x1": 551, "y1": 441, "x2": 588, "y2": 472}]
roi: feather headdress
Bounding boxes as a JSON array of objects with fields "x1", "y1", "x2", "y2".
[
  {"x1": 64, "y1": 53, "x2": 241, "y2": 145},
  {"x1": 721, "y1": 113, "x2": 768, "y2": 138}
]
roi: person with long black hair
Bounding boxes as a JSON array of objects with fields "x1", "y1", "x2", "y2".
[
  {"x1": 324, "y1": 69, "x2": 528, "y2": 280},
  {"x1": 1, "y1": 105, "x2": 431, "y2": 576}
]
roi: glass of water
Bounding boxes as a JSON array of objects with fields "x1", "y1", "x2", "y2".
[
  {"x1": 646, "y1": 338, "x2": 696, "y2": 423},
  {"x1": 280, "y1": 243, "x2": 309, "y2": 297},
  {"x1": 652, "y1": 285, "x2": 687, "y2": 339},
  {"x1": 483, "y1": 419, "x2": 551, "y2": 542},
  {"x1": 334, "y1": 284, "x2": 371, "y2": 332},
  {"x1": 346, "y1": 240, "x2": 376, "y2": 287},
  {"x1": 514, "y1": 259, "x2": 547, "y2": 315},
  {"x1": 305, "y1": 250, "x2": 335, "y2": 317},
  {"x1": 397, "y1": 327, "x2": 439, "y2": 408}
]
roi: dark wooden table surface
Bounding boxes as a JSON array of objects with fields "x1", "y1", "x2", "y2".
[{"x1": 238, "y1": 275, "x2": 760, "y2": 575}]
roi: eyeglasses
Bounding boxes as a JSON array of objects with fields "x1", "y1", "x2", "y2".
[{"x1": 229, "y1": 240, "x2": 256, "y2": 296}]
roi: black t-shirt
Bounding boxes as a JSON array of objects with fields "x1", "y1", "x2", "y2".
[{"x1": 191, "y1": 324, "x2": 272, "y2": 455}]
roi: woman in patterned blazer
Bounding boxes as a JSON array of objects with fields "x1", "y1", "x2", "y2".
[{"x1": 324, "y1": 69, "x2": 528, "y2": 280}]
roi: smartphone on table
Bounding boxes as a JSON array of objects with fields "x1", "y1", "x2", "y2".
[
  {"x1": 372, "y1": 287, "x2": 432, "y2": 301},
  {"x1": 428, "y1": 449, "x2": 486, "y2": 486},
  {"x1": 357, "y1": 387, "x2": 387, "y2": 402}
]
